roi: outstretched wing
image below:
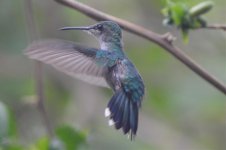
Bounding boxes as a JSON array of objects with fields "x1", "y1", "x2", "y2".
[{"x1": 25, "y1": 39, "x2": 109, "y2": 88}]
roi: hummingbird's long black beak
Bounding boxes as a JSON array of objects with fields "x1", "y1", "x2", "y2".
[{"x1": 59, "y1": 26, "x2": 92, "y2": 31}]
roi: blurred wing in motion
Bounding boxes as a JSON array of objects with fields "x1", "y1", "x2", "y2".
[{"x1": 25, "y1": 39, "x2": 109, "y2": 88}]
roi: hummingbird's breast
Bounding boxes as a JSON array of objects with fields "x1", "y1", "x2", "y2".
[{"x1": 105, "y1": 59, "x2": 123, "y2": 91}]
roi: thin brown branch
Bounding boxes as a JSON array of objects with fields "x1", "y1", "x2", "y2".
[
  {"x1": 201, "y1": 24, "x2": 226, "y2": 31},
  {"x1": 24, "y1": 0, "x2": 54, "y2": 137},
  {"x1": 54, "y1": 0, "x2": 226, "y2": 95}
]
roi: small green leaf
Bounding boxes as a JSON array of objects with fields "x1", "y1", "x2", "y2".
[
  {"x1": 55, "y1": 125, "x2": 86, "y2": 150},
  {"x1": 171, "y1": 3, "x2": 188, "y2": 26},
  {"x1": 189, "y1": 1, "x2": 214, "y2": 18},
  {"x1": 162, "y1": 0, "x2": 214, "y2": 43}
]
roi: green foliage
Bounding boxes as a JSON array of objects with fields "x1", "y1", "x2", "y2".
[
  {"x1": 0, "y1": 101, "x2": 86, "y2": 150},
  {"x1": 55, "y1": 125, "x2": 86, "y2": 150},
  {"x1": 162, "y1": 0, "x2": 214, "y2": 42},
  {"x1": 0, "y1": 101, "x2": 20, "y2": 150},
  {"x1": 0, "y1": 102, "x2": 17, "y2": 143},
  {"x1": 28, "y1": 137, "x2": 50, "y2": 150},
  {"x1": 1, "y1": 145, "x2": 24, "y2": 150},
  {"x1": 27, "y1": 126, "x2": 86, "y2": 150},
  {"x1": 189, "y1": 1, "x2": 214, "y2": 17}
]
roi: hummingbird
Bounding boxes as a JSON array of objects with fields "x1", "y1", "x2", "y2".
[{"x1": 25, "y1": 21, "x2": 145, "y2": 140}]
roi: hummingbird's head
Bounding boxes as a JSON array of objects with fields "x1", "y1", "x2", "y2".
[{"x1": 60, "y1": 21, "x2": 122, "y2": 43}]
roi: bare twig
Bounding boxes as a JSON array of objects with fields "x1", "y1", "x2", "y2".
[
  {"x1": 24, "y1": 0, "x2": 54, "y2": 137},
  {"x1": 200, "y1": 24, "x2": 226, "y2": 31},
  {"x1": 54, "y1": 0, "x2": 226, "y2": 95}
]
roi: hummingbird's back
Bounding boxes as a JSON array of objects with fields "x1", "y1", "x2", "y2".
[{"x1": 105, "y1": 57, "x2": 145, "y2": 139}]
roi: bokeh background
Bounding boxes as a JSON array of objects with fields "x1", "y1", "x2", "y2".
[{"x1": 0, "y1": 0, "x2": 225, "y2": 150}]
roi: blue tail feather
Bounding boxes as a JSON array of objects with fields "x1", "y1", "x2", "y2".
[
  {"x1": 114, "y1": 94, "x2": 125, "y2": 129},
  {"x1": 108, "y1": 91, "x2": 123, "y2": 116},
  {"x1": 106, "y1": 88, "x2": 139, "y2": 139},
  {"x1": 130, "y1": 103, "x2": 138, "y2": 136},
  {"x1": 122, "y1": 99, "x2": 130, "y2": 134}
]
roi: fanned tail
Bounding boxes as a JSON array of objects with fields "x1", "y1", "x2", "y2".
[{"x1": 105, "y1": 89, "x2": 139, "y2": 140}]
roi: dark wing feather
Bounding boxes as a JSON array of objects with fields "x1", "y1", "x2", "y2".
[{"x1": 25, "y1": 39, "x2": 109, "y2": 87}]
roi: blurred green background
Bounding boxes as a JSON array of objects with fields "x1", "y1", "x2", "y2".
[{"x1": 0, "y1": 0, "x2": 225, "y2": 150}]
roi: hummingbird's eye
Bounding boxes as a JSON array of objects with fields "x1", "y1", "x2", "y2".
[{"x1": 96, "y1": 24, "x2": 103, "y2": 30}]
